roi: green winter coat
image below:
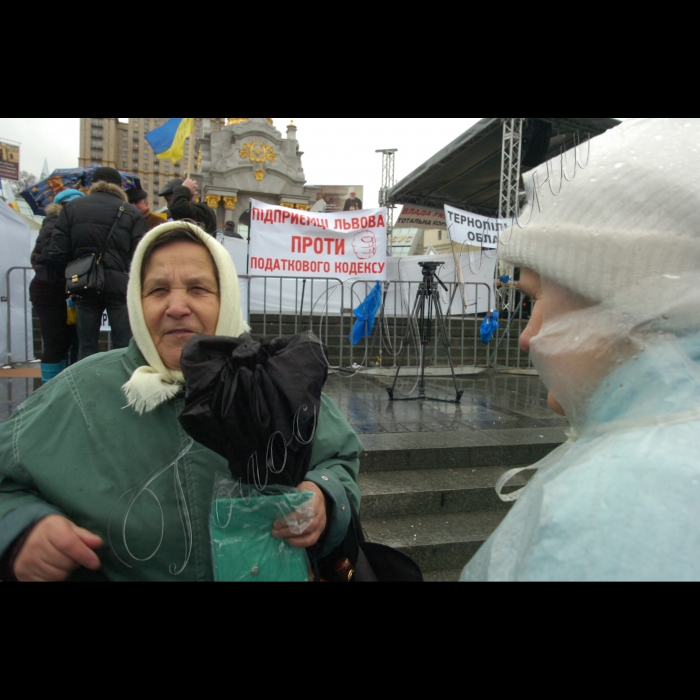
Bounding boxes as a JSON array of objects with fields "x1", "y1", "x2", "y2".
[{"x1": 0, "y1": 341, "x2": 363, "y2": 582}]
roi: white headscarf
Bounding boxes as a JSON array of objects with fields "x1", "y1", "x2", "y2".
[{"x1": 123, "y1": 221, "x2": 249, "y2": 414}]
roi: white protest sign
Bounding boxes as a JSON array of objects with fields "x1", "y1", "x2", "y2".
[
  {"x1": 249, "y1": 199, "x2": 387, "y2": 282},
  {"x1": 444, "y1": 204, "x2": 512, "y2": 249}
]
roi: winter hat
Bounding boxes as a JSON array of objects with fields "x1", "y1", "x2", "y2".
[
  {"x1": 158, "y1": 179, "x2": 185, "y2": 197},
  {"x1": 123, "y1": 221, "x2": 250, "y2": 414},
  {"x1": 127, "y1": 188, "x2": 149, "y2": 204},
  {"x1": 93, "y1": 167, "x2": 123, "y2": 187},
  {"x1": 500, "y1": 118, "x2": 700, "y2": 312},
  {"x1": 54, "y1": 189, "x2": 85, "y2": 205}
]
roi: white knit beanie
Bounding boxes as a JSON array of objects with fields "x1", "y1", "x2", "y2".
[
  {"x1": 123, "y1": 221, "x2": 249, "y2": 414},
  {"x1": 500, "y1": 118, "x2": 700, "y2": 313}
]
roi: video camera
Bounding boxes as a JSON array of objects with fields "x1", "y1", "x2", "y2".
[{"x1": 418, "y1": 261, "x2": 445, "y2": 274}]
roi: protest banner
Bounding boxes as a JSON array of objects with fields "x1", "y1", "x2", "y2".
[
  {"x1": 444, "y1": 204, "x2": 512, "y2": 249},
  {"x1": 0, "y1": 141, "x2": 20, "y2": 181},
  {"x1": 395, "y1": 205, "x2": 447, "y2": 231},
  {"x1": 249, "y1": 199, "x2": 387, "y2": 282}
]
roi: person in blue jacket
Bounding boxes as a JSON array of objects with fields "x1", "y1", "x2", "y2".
[{"x1": 462, "y1": 117, "x2": 700, "y2": 582}]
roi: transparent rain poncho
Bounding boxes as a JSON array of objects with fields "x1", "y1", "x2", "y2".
[{"x1": 462, "y1": 118, "x2": 700, "y2": 582}]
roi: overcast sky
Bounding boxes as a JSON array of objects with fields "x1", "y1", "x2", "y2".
[{"x1": 0, "y1": 118, "x2": 482, "y2": 207}]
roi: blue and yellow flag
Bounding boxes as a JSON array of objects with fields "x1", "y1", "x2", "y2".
[{"x1": 145, "y1": 118, "x2": 194, "y2": 163}]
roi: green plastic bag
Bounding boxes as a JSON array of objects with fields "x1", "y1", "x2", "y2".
[{"x1": 211, "y1": 478, "x2": 314, "y2": 583}]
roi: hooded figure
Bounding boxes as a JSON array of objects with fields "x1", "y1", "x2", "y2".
[
  {"x1": 461, "y1": 118, "x2": 700, "y2": 582},
  {"x1": 0, "y1": 222, "x2": 363, "y2": 582},
  {"x1": 122, "y1": 220, "x2": 248, "y2": 415}
]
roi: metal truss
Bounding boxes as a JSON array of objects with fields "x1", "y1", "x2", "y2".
[
  {"x1": 492, "y1": 119, "x2": 524, "y2": 368},
  {"x1": 498, "y1": 119, "x2": 523, "y2": 220},
  {"x1": 377, "y1": 149, "x2": 398, "y2": 250}
]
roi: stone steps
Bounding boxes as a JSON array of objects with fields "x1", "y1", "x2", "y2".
[
  {"x1": 362, "y1": 510, "x2": 510, "y2": 575},
  {"x1": 358, "y1": 466, "x2": 530, "y2": 519},
  {"x1": 360, "y1": 428, "x2": 566, "y2": 473},
  {"x1": 357, "y1": 428, "x2": 566, "y2": 581}
]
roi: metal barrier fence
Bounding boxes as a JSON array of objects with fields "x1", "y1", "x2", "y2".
[
  {"x1": 4, "y1": 271, "x2": 533, "y2": 372},
  {"x1": 246, "y1": 276, "x2": 533, "y2": 371},
  {"x1": 3, "y1": 267, "x2": 34, "y2": 366}
]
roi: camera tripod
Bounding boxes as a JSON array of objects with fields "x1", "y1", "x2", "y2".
[{"x1": 387, "y1": 262, "x2": 464, "y2": 404}]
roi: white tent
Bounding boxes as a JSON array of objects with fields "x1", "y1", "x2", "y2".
[{"x1": 0, "y1": 203, "x2": 37, "y2": 364}]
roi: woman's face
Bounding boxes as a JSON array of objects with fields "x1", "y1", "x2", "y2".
[
  {"x1": 142, "y1": 241, "x2": 221, "y2": 370},
  {"x1": 518, "y1": 268, "x2": 596, "y2": 417}
]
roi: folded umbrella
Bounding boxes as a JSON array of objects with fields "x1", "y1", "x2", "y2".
[{"x1": 178, "y1": 332, "x2": 329, "y2": 489}]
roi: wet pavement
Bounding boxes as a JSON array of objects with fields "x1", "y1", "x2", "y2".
[
  {"x1": 0, "y1": 368, "x2": 568, "y2": 434},
  {"x1": 322, "y1": 371, "x2": 568, "y2": 435}
]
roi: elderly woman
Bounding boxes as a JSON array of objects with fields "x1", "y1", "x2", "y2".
[
  {"x1": 462, "y1": 117, "x2": 700, "y2": 582},
  {"x1": 0, "y1": 222, "x2": 362, "y2": 582}
]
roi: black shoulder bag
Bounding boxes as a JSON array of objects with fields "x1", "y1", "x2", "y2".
[
  {"x1": 65, "y1": 204, "x2": 126, "y2": 295},
  {"x1": 315, "y1": 506, "x2": 424, "y2": 583}
]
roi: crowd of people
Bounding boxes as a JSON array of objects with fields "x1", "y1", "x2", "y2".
[
  {"x1": 1, "y1": 117, "x2": 698, "y2": 582},
  {"x1": 28, "y1": 168, "x2": 223, "y2": 382}
]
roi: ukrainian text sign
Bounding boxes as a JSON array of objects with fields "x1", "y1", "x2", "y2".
[
  {"x1": 444, "y1": 204, "x2": 512, "y2": 249},
  {"x1": 249, "y1": 199, "x2": 387, "y2": 282}
]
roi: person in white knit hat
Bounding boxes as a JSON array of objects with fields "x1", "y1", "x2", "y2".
[
  {"x1": 462, "y1": 118, "x2": 700, "y2": 582},
  {"x1": 0, "y1": 222, "x2": 363, "y2": 582}
]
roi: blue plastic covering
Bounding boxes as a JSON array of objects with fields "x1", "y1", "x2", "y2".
[
  {"x1": 349, "y1": 282, "x2": 382, "y2": 346},
  {"x1": 480, "y1": 311, "x2": 499, "y2": 345},
  {"x1": 462, "y1": 333, "x2": 700, "y2": 582},
  {"x1": 20, "y1": 165, "x2": 142, "y2": 216}
]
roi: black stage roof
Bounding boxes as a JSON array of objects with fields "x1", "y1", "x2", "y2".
[{"x1": 388, "y1": 118, "x2": 621, "y2": 218}]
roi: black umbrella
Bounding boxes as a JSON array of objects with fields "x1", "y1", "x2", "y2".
[{"x1": 178, "y1": 332, "x2": 329, "y2": 490}]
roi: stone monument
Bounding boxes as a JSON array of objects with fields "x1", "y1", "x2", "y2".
[{"x1": 194, "y1": 118, "x2": 319, "y2": 232}]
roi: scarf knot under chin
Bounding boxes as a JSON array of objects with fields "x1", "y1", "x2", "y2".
[{"x1": 123, "y1": 367, "x2": 184, "y2": 416}]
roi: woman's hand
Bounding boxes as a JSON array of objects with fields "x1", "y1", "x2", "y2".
[
  {"x1": 272, "y1": 482, "x2": 327, "y2": 549},
  {"x1": 14, "y1": 515, "x2": 103, "y2": 582}
]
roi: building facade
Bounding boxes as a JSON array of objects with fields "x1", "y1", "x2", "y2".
[
  {"x1": 79, "y1": 118, "x2": 227, "y2": 211},
  {"x1": 194, "y1": 117, "x2": 319, "y2": 235}
]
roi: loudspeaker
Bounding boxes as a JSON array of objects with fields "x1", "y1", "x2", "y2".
[{"x1": 521, "y1": 119, "x2": 553, "y2": 169}]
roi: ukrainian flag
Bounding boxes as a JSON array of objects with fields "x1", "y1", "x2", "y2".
[{"x1": 145, "y1": 118, "x2": 195, "y2": 163}]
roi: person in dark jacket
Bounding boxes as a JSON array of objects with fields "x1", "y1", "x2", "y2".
[
  {"x1": 29, "y1": 189, "x2": 84, "y2": 383},
  {"x1": 158, "y1": 178, "x2": 217, "y2": 236},
  {"x1": 47, "y1": 167, "x2": 148, "y2": 360},
  {"x1": 223, "y1": 221, "x2": 243, "y2": 239},
  {"x1": 128, "y1": 188, "x2": 166, "y2": 231}
]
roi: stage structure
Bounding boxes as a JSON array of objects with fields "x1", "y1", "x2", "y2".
[
  {"x1": 377, "y1": 148, "x2": 398, "y2": 250},
  {"x1": 499, "y1": 119, "x2": 523, "y2": 221},
  {"x1": 386, "y1": 117, "x2": 622, "y2": 367},
  {"x1": 387, "y1": 118, "x2": 621, "y2": 217}
]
